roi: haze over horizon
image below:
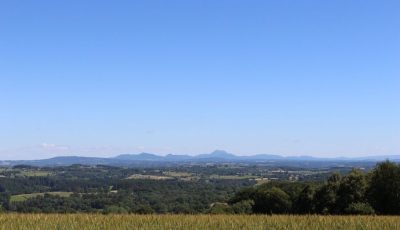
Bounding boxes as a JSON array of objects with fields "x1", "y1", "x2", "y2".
[
  {"x1": 1, "y1": 1, "x2": 399, "y2": 160},
  {"x1": 2, "y1": 149, "x2": 400, "y2": 162}
]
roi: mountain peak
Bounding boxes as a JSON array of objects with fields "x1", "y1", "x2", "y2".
[
  {"x1": 137, "y1": 152, "x2": 157, "y2": 156},
  {"x1": 210, "y1": 150, "x2": 234, "y2": 156},
  {"x1": 114, "y1": 152, "x2": 162, "y2": 160},
  {"x1": 196, "y1": 150, "x2": 236, "y2": 159}
]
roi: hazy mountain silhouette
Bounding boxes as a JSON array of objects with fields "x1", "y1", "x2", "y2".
[{"x1": 1, "y1": 150, "x2": 399, "y2": 167}]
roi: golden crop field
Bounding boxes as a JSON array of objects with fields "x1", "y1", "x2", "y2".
[{"x1": 0, "y1": 214, "x2": 399, "y2": 230}]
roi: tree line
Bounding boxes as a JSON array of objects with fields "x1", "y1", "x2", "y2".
[
  {"x1": 221, "y1": 161, "x2": 400, "y2": 215},
  {"x1": 0, "y1": 176, "x2": 251, "y2": 214},
  {"x1": 1, "y1": 161, "x2": 399, "y2": 214}
]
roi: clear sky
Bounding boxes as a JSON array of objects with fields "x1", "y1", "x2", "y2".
[{"x1": 1, "y1": 1, "x2": 399, "y2": 160}]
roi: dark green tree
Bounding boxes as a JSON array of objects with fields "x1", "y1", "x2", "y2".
[
  {"x1": 102, "y1": 205, "x2": 129, "y2": 214},
  {"x1": 314, "y1": 173, "x2": 341, "y2": 214},
  {"x1": 209, "y1": 203, "x2": 233, "y2": 214},
  {"x1": 344, "y1": 202, "x2": 375, "y2": 215},
  {"x1": 295, "y1": 185, "x2": 316, "y2": 214},
  {"x1": 252, "y1": 187, "x2": 291, "y2": 214},
  {"x1": 337, "y1": 169, "x2": 367, "y2": 212},
  {"x1": 368, "y1": 161, "x2": 400, "y2": 214},
  {"x1": 229, "y1": 187, "x2": 256, "y2": 204},
  {"x1": 231, "y1": 199, "x2": 254, "y2": 214}
]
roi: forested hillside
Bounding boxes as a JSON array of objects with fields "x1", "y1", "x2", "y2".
[{"x1": 0, "y1": 161, "x2": 398, "y2": 215}]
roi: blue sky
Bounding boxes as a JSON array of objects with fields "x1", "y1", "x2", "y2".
[{"x1": 0, "y1": 1, "x2": 399, "y2": 160}]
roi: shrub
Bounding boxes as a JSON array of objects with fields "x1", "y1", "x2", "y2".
[{"x1": 345, "y1": 202, "x2": 375, "y2": 215}]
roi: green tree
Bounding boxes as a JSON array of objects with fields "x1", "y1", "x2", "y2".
[
  {"x1": 229, "y1": 187, "x2": 256, "y2": 204},
  {"x1": 337, "y1": 169, "x2": 367, "y2": 212},
  {"x1": 344, "y1": 202, "x2": 375, "y2": 215},
  {"x1": 209, "y1": 203, "x2": 233, "y2": 214},
  {"x1": 295, "y1": 185, "x2": 316, "y2": 214},
  {"x1": 314, "y1": 173, "x2": 341, "y2": 214},
  {"x1": 102, "y1": 205, "x2": 128, "y2": 214},
  {"x1": 231, "y1": 200, "x2": 254, "y2": 214},
  {"x1": 368, "y1": 161, "x2": 400, "y2": 214},
  {"x1": 252, "y1": 187, "x2": 291, "y2": 214},
  {"x1": 135, "y1": 204, "x2": 155, "y2": 214}
]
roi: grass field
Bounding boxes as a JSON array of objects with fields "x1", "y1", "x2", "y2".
[
  {"x1": 209, "y1": 174, "x2": 258, "y2": 180},
  {"x1": 126, "y1": 174, "x2": 173, "y2": 180},
  {"x1": 163, "y1": 171, "x2": 193, "y2": 177},
  {"x1": 0, "y1": 214, "x2": 398, "y2": 230},
  {"x1": 17, "y1": 170, "x2": 54, "y2": 177},
  {"x1": 10, "y1": 192, "x2": 73, "y2": 202}
]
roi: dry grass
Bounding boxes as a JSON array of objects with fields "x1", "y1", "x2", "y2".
[{"x1": 0, "y1": 214, "x2": 398, "y2": 230}]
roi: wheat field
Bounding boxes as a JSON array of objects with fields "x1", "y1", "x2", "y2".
[{"x1": 0, "y1": 214, "x2": 399, "y2": 230}]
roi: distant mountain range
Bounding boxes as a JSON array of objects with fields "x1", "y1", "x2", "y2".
[{"x1": 1, "y1": 150, "x2": 399, "y2": 167}]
